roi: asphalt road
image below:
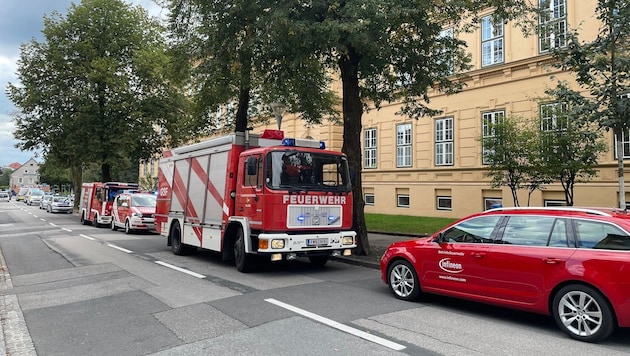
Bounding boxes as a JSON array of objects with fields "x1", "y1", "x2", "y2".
[{"x1": 1, "y1": 201, "x2": 630, "y2": 356}]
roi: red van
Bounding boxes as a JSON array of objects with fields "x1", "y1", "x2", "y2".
[{"x1": 111, "y1": 192, "x2": 156, "y2": 234}]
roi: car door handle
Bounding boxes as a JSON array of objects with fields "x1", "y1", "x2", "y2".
[
  {"x1": 471, "y1": 252, "x2": 486, "y2": 258},
  {"x1": 543, "y1": 258, "x2": 562, "y2": 264}
]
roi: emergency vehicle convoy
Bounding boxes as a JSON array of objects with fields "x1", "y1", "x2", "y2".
[
  {"x1": 155, "y1": 129, "x2": 357, "y2": 272},
  {"x1": 79, "y1": 182, "x2": 139, "y2": 227},
  {"x1": 111, "y1": 191, "x2": 157, "y2": 234}
]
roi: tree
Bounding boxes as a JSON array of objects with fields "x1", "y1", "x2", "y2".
[
  {"x1": 167, "y1": 0, "x2": 340, "y2": 137},
  {"x1": 550, "y1": 0, "x2": 630, "y2": 208},
  {"x1": 482, "y1": 117, "x2": 541, "y2": 206},
  {"x1": 540, "y1": 83, "x2": 608, "y2": 206},
  {"x1": 7, "y1": 0, "x2": 191, "y2": 197}
]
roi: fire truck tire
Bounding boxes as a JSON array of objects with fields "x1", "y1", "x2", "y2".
[
  {"x1": 309, "y1": 256, "x2": 329, "y2": 267},
  {"x1": 171, "y1": 223, "x2": 194, "y2": 255},
  {"x1": 92, "y1": 214, "x2": 100, "y2": 227},
  {"x1": 81, "y1": 212, "x2": 90, "y2": 225},
  {"x1": 234, "y1": 228, "x2": 253, "y2": 273},
  {"x1": 125, "y1": 220, "x2": 132, "y2": 234}
]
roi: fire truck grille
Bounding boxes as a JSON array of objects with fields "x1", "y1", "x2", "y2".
[{"x1": 287, "y1": 205, "x2": 342, "y2": 228}]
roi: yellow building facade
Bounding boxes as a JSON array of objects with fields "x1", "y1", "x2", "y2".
[{"x1": 141, "y1": 0, "x2": 626, "y2": 219}]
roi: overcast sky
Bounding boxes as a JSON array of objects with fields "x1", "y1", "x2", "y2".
[{"x1": 0, "y1": 0, "x2": 167, "y2": 167}]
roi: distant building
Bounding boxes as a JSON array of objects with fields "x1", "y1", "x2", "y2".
[{"x1": 10, "y1": 158, "x2": 40, "y2": 192}]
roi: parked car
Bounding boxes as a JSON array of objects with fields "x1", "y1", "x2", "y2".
[
  {"x1": 380, "y1": 207, "x2": 630, "y2": 343},
  {"x1": 16, "y1": 188, "x2": 28, "y2": 202},
  {"x1": 25, "y1": 188, "x2": 45, "y2": 206},
  {"x1": 47, "y1": 196, "x2": 73, "y2": 214},
  {"x1": 111, "y1": 192, "x2": 156, "y2": 234},
  {"x1": 40, "y1": 194, "x2": 54, "y2": 209},
  {"x1": 0, "y1": 191, "x2": 10, "y2": 202}
]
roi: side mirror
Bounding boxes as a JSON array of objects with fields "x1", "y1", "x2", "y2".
[
  {"x1": 435, "y1": 232, "x2": 445, "y2": 243},
  {"x1": 246, "y1": 156, "x2": 257, "y2": 176}
]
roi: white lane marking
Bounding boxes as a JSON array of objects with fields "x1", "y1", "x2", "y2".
[
  {"x1": 155, "y1": 261, "x2": 206, "y2": 279},
  {"x1": 265, "y1": 298, "x2": 406, "y2": 351},
  {"x1": 107, "y1": 244, "x2": 133, "y2": 254},
  {"x1": 40, "y1": 218, "x2": 46, "y2": 222},
  {"x1": 79, "y1": 234, "x2": 96, "y2": 241},
  {"x1": 49, "y1": 223, "x2": 57, "y2": 227},
  {"x1": 62, "y1": 228, "x2": 72, "y2": 232}
]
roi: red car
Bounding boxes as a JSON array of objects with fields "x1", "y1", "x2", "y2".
[{"x1": 380, "y1": 207, "x2": 630, "y2": 343}]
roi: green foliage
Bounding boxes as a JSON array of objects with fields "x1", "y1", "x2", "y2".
[
  {"x1": 541, "y1": 83, "x2": 608, "y2": 206},
  {"x1": 7, "y1": 0, "x2": 191, "y2": 184},
  {"x1": 365, "y1": 213, "x2": 457, "y2": 235},
  {"x1": 0, "y1": 169, "x2": 11, "y2": 187},
  {"x1": 482, "y1": 116, "x2": 542, "y2": 206}
]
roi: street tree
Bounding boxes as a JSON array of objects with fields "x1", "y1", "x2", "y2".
[
  {"x1": 166, "y1": 0, "x2": 340, "y2": 137},
  {"x1": 7, "y1": 0, "x2": 191, "y2": 196},
  {"x1": 550, "y1": 0, "x2": 630, "y2": 208},
  {"x1": 540, "y1": 83, "x2": 608, "y2": 206},
  {"x1": 482, "y1": 117, "x2": 540, "y2": 207}
]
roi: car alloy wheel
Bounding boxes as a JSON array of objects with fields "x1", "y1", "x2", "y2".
[
  {"x1": 387, "y1": 260, "x2": 420, "y2": 301},
  {"x1": 552, "y1": 284, "x2": 614, "y2": 342}
]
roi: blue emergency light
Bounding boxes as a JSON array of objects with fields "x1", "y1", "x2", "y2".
[{"x1": 281, "y1": 138, "x2": 326, "y2": 149}]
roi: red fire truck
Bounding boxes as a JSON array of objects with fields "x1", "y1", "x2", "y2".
[
  {"x1": 155, "y1": 130, "x2": 357, "y2": 272},
  {"x1": 79, "y1": 182, "x2": 139, "y2": 227}
]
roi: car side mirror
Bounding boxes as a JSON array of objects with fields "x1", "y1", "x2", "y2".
[{"x1": 246, "y1": 156, "x2": 257, "y2": 176}]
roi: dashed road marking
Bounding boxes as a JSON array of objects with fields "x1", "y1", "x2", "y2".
[
  {"x1": 107, "y1": 243, "x2": 133, "y2": 254},
  {"x1": 155, "y1": 261, "x2": 206, "y2": 278},
  {"x1": 265, "y1": 298, "x2": 406, "y2": 351},
  {"x1": 79, "y1": 234, "x2": 95, "y2": 241}
]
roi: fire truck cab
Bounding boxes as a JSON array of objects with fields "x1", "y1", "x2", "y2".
[
  {"x1": 80, "y1": 182, "x2": 139, "y2": 227},
  {"x1": 156, "y1": 130, "x2": 357, "y2": 272}
]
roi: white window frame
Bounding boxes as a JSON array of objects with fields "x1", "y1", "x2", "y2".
[
  {"x1": 364, "y1": 128, "x2": 377, "y2": 169},
  {"x1": 438, "y1": 27, "x2": 454, "y2": 74},
  {"x1": 482, "y1": 110, "x2": 505, "y2": 164},
  {"x1": 364, "y1": 193, "x2": 375, "y2": 206},
  {"x1": 435, "y1": 117, "x2": 454, "y2": 166},
  {"x1": 437, "y1": 196, "x2": 452, "y2": 211},
  {"x1": 540, "y1": 102, "x2": 568, "y2": 131},
  {"x1": 481, "y1": 15, "x2": 504, "y2": 67},
  {"x1": 614, "y1": 93, "x2": 630, "y2": 159},
  {"x1": 396, "y1": 123, "x2": 412, "y2": 167},
  {"x1": 544, "y1": 200, "x2": 567, "y2": 207},
  {"x1": 397, "y1": 194, "x2": 410, "y2": 208},
  {"x1": 539, "y1": 0, "x2": 567, "y2": 53}
]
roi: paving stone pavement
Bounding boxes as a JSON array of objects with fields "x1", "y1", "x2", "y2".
[{"x1": 0, "y1": 247, "x2": 37, "y2": 356}]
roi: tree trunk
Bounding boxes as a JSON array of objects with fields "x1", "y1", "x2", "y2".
[
  {"x1": 338, "y1": 47, "x2": 370, "y2": 256},
  {"x1": 102, "y1": 162, "x2": 111, "y2": 182}
]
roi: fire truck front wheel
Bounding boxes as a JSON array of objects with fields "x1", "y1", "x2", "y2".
[
  {"x1": 81, "y1": 212, "x2": 90, "y2": 225},
  {"x1": 234, "y1": 228, "x2": 253, "y2": 273},
  {"x1": 171, "y1": 222, "x2": 195, "y2": 255}
]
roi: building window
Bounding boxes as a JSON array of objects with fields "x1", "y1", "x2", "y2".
[
  {"x1": 364, "y1": 193, "x2": 375, "y2": 206},
  {"x1": 364, "y1": 128, "x2": 377, "y2": 169},
  {"x1": 437, "y1": 196, "x2": 452, "y2": 210},
  {"x1": 481, "y1": 15, "x2": 504, "y2": 67},
  {"x1": 614, "y1": 128, "x2": 630, "y2": 159},
  {"x1": 539, "y1": 0, "x2": 567, "y2": 53},
  {"x1": 540, "y1": 102, "x2": 568, "y2": 131},
  {"x1": 397, "y1": 194, "x2": 410, "y2": 208},
  {"x1": 544, "y1": 200, "x2": 567, "y2": 207},
  {"x1": 435, "y1": 117, "x2": 454, "y2": 166},
  {"x1": 439, "y1": 27, "x2": 454, "y2": 74},
  {"x1": 396, "y1": 124, "x2": 412, "y2": 167},
  {"x1": 484, "y1": 198, "x2": 503, "y2": 210},
  {"x1": 482, "y1": 110, "x2": 505, "y2": 164},
  {"x1": 18, "y1": 178, "x2": 23, "y2": 184}
]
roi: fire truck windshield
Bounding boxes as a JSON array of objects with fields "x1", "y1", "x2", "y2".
[{"x1": 267, "y1": 150, "x2": 351, "y2": 192}]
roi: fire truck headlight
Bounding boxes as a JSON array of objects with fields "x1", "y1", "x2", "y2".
[
  {"x1": 342, "y1": 236, "x2": 354, "y2": 245},
  {"x1": 132, "y1": 212, "x2": 142, "y2": 218},
  {"x1": 271, "y1": 239, "x2": 285, "y2": 249}
]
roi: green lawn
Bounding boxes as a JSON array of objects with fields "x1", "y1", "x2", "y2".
[{"x1": 365, "y1": 213, "x2": 458, "y2": 236}]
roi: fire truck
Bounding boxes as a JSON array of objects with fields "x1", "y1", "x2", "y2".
[
  {"x1": 155, "y1": 130, "x2": 357, "y2": 272},
  {"x1": 79, "y1": 182, "x2": 139, "y2": 227}
]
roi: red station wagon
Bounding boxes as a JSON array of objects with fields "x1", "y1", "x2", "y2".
[{"x1": 380, "y1": 207, "x2": 630, "y2": 343}]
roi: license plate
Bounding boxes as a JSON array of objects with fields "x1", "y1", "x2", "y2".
[{"x1": 307, "y1": 238, "x2": 328, "y2": 246}]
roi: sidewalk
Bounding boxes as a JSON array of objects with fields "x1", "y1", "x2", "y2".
[{"x1": 332, "y1": 232, "x2": 426, "y2": 269}]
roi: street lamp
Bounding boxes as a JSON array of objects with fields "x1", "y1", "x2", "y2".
[{"x1": 270, "y1": 102, "x2": 287, "y2": 130}]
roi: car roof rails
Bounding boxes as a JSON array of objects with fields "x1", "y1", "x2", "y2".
[{"x1": 487, "y1": 206, "x2": 611, "y2": 217}]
